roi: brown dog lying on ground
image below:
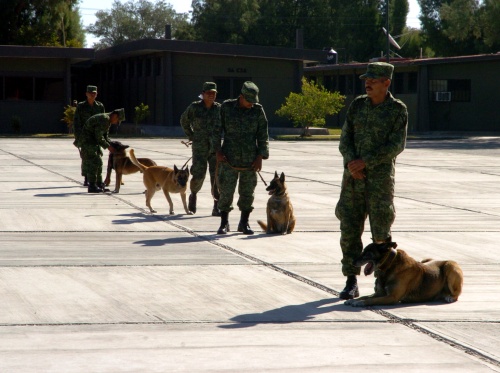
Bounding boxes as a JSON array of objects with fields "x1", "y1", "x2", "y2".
[
  {"x1": 257, "y1": 171, "x2": 296, "y2": 235},
  {"x1": 128, "y1": 148, "x2": 192, "y2": 215},
  {"x1": 104, "y1": 140, "x2": 156, "y2": 193},
  {"x1": 344, "y1": 241, "x2": 463, "y2": 307}
]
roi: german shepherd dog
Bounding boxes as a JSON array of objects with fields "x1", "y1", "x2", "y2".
[
  {"x1": 104, "y1": 140, "x2": 157, "y2": 193},
  {"x1": 344, "y1": 242, "x2": 463, "y2": 307},
  {"x1": 257, "y1": 171, "x2": 296, "y2": 235},
  {"x1": 128, "y1": 149, "x2": 192, "y2": 215}
]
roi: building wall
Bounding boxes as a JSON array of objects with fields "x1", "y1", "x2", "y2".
[
  {"x1": 427, "y1": 60, "x2": 498, "y2": 131},
  {"x1": 0, "y1": 58, "x2": 68, "y2": 134}
]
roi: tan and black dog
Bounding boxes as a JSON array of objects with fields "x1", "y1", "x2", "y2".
[
  {"x1": 257, "y1": 171, "x2": 296, "y2": 235},
  {"x1": 128, "y1": 148, "x2": 192, "y2": 215},
  {"x1": 104, "y1": 140, "x2": 157, "y2": 193},
  {"x1": 344, "y1": 242, "x2": 463, "y2": 307}
]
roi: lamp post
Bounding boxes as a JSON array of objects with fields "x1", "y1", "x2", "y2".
[{"x1": 386, "y1": 0, "x2": 390, "y2": 62}]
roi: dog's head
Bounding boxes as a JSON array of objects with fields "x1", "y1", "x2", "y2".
[
  {"x1": 109, "y1": 140, "x2": 129, "y2": 152},
  {"x1": 354, "y1": 241, "x2": 398, "y2": 276},
  {"x1": 266, "y1": 171, "x2": 287, "y2": 196},
  {"x1": 173, "y1": 165, "x2": 190, "y2": 188}
]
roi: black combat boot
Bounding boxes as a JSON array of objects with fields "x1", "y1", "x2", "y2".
[
  {"x1": 217, "y1": 211, "x2": 230, "y2": 234},
  {"x1": 237, "y1": 211, "x2": 254, "y2": 235},
  {"x1": 99, "y1": 182, "x2": 110, "y2": 192},
  {"x1": 188, "y1": 193, "x2": 197, "y2": 214},
  {"x1": 83, "y1": 176, "x2": 88, "y2": 186},
  {"x1": 211, "y1": 200, "x2": 221, "y2": 216},
  {"x1": 87, "y1": 182, "x2": 103, "y2": 193},
  {"x1": 339, "y1": 275, "x2": 359, "y2": 300}
]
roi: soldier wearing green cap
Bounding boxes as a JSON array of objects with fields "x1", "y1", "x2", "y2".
[
  {"x1": 180, "y1": 82, "x2": 221, "y2": 216},
  {"x1": 212, "y1": 81, "x2": 269, "y2": 235},
  {"x1": 335, "y1": 62, "x2": 408, "y2": 300},
  {"x1": 80, "y1": 109, "x2": 125, "y2": 193},
  {"x1": 73, "y1": 85, "x2": 105, "y2": 185}
]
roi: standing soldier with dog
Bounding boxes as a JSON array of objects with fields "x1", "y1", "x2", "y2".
[
  {"x1": 335, "y1": 62, "x2": 408, "y2": 300},
  {"x1": 80, "y1": 109, "x2": 125, "y2": 193},
  {"x1": 180, "y1": 82, "x2": 221, "y2": 216},
  {"x1": 73, "y1": 85, "x2": 105, "y2": 186},
  {"x1": 213, "y1": 81, "x2": 269, "y2": 235}
]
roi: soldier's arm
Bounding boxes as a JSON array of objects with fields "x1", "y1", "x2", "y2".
[
  {"x1": 339, "y1": 101, "x2": 358, "y2": 167},
  {"x1": 180, "y1": 105, "x2": 195, "y2": 140},
  {"x1": 363, "y1": 106, "x2": 408, "y2": 168},
  {"x1": 95, "y1": 120, "x2": 110, "y2": 149},
  {"x1": 255, "y1": 106, "x2": 269, "y2": 160},
  {"x1": 212, "y1": 104, "x2": 224, "y2": 154}
]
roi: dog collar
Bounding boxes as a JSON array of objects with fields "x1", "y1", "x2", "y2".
[{"x1": 378, "y1": 248, "x2": 398, "y2": 272}]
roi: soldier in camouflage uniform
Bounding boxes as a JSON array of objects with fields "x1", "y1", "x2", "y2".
[
  {"x1": 80, "y1": 109, "x2": 125, "y2": 193},
  {"x1": 73, "y1": 85, "x2": 105, "y2": 186},
  {"x1": 335, "y1": 62, "x2": 408, "y2": 299},
  {"x1": 213, "y1": 81, "x2": 269, "y2": 235},
  {"x1": 180, "y1": 82, "x2": 221, "y2": 216}
]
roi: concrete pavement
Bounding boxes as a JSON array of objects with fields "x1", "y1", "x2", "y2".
[{"x1": 0, "y1": 136, "x2": 499, "y2": 372}]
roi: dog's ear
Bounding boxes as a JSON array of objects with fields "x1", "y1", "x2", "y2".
[
  {"x1": 280, "y1": 172, "x2": 285, "y2": 183},
  {"x1": 274, "y1": 171, "x2": 278, "y2": 178},
  {"x1": 388, "y1": 242, "x2": 398, "y2": 249},
  {"x1": 124, "y1": 145, "x2": 129, "y2": 149},
  {"x1": 174, "y1": 165, "x2": 179, "y2": 173}
]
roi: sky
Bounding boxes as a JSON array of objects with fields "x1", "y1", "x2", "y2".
[{"x1": 79, "y1": 0, "x2": 422, "y2": 48}]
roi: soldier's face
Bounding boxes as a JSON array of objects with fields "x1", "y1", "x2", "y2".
[
  {"x1": 86, "y1": 91, "x2": 97, "y2": 104},
  {"x1": 202, "y1": 90, "x2": 216, "y2": 105},
  {"x1": 109, "y1": 113, "x2": 120, "y2": 125},
  {"x1": 238, "y1": 95, "x2": 253, "y2": 109},
  {"x1": 364, "y1": 78, "x2": 390, "y2": 99}
]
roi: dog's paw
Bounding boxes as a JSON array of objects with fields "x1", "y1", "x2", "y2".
[
  {"x1": 169, "y1": 210, "x2": 175, "y2": 215},
  {"x1": 444, "y1": 296, "x2": 457, "y2": 303},
  {"x1": 112, "y1": 190, "x2": 119, "y2": 194},
  {"x1": 344, "y1": 299, "x2": 366, "y2": 307},
  {"x1": 186, "y1": 211, "x2": 193, "y2": 215}
]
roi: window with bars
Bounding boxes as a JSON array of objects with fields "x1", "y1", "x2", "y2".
[{"x1": 429, "y1": 79, "x2": 471, "y2": 102}]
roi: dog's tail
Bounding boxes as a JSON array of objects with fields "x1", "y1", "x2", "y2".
[
  {"x1": 128, "y1": 149, "x2": 148, "y2": 172},
  {"x1": 257, "y1": 220, "x2": 267, "y2": 231},
  {"x1": 444, "y1": 261, "x2": 463, "y2": 302}
]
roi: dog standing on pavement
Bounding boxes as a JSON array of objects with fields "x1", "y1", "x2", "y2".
[
  {"x1": 257, "y1": 171, "x2": 296, "y2": 235},
  {"x1": 344, "y1": 242, "x2": 463, "y2": 307},
  {"x1": 104, "y1": 140, "x2": 157, "y2": 193},
  {"x1": 128, "y1": 148, "x2": 192, "y2": 215}
]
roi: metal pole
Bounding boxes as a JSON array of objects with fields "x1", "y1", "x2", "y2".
[{"x1": 386, "y1": 0, "x2": 390, "y2": 62}]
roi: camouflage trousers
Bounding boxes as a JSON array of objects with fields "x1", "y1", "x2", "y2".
[
  {"x1": 335, "y1": 172, "x2": 395, "y2": 276},
  {"x1": 189, "y1": 150, "x2": 219, "y2": 200},
  {"x1": 216, "y1": 162, "x2": 257, "y2": 213},
  {"x1": 80, "y1": 143, "x2": 103, "y2": 184}
]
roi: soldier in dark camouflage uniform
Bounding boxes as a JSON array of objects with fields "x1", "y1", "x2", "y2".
[
  {"x1": 180, "y1": 82, "x2": 221, "y2": 216},
  {"x1": 335, "y1": 62, "x2": 408, "y2": 299},
  {"x1": 80, "y1": 109, "x2": 125, "y2": 193},
  {"x1": 213, "y1": 81, "x2": 269, "y2": 235},
  {"x1": 73, "y1": 85, "x2": 105, "y2": 186}
]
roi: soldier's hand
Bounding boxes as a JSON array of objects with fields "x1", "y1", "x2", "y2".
[
  {"x1": 350, "y1": 170, "x2": 365, "y2": 180},
  {"x1": 216, "y1": 150, "x2": 227, "y2": 162},
  {"x1": 252, "y1": 155, "x2": 263, "y2": 172},
  {"x1": 348, "y1": 159, "x2": 366, "y2": 174},
  {"x1": 107, "y1": 146, "x2": 115, "y2": 153}
]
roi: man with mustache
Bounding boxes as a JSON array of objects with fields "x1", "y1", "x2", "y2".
[{"x1": 335, "y1": 62, "x2": 408, "y2": 300}]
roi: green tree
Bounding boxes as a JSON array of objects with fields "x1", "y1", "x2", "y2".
[
  {"x1": 276, "y1": 78, "x2": 345, "y2": 137},
  {"x1": 87, "y1": 0, "x2": 191, "y2": 49},
  {"x1": 480, "y1": 0, "x2": 500, "y2": 49},
  {"x1": 0, "y1": 0, "x2": 85, "y2": 46}
]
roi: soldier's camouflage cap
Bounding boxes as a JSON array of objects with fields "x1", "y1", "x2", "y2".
[
  {"x1": 359, "y1": 62, "x2": 394, "y2": 80},
  {"x1": 241, "y1": 81, "x2": 259, "y2": 103},
  {"x1": 202, "y1": 82, "x2": 217, "y2": 92},
  {"x1": 86, "y1": 85, "x2": 98, "y2": 93},
  {"x1": 111, "y1": 108, "x2": 126, "y2": 122}
]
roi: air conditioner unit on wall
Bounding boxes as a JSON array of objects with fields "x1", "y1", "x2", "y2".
[{"x1": 435, "y1": 92, "x2": 451, "y2": 102}]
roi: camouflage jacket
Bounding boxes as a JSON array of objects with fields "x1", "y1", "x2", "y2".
[
  {"x1": 180, "y1": 100, "x2": 221, "y2": 152},
  {"x1": 73, "y1": 100, "x2": 105, "y2": 140},
  {"x1": 339, "y1": 92, "x2": 408, "y2": 173},
  {"x1": 80, "y1": 113, "x2": 112, "y2": 149},
  {"x1": 213, "y1": 98, "x2": 269, "y2": 168}
]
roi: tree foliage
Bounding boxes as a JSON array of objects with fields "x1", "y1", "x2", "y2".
[
  {"x1": 86, "y1": 0, "x2": 191, "y2": 49},
  {"x1": 0, "y1": 0, "x2": 85, "y2": 46},
  {"x1": 276, "y1": 78, "x2": 345, "y2": 137},
  {"x1": 418, "y1": 0, "x2": 499, "y2": 56}
]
